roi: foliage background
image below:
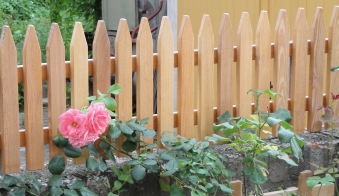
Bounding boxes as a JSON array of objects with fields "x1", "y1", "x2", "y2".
[{"x1": 0, "y1": 0, "x2": 101, "y2": 63}]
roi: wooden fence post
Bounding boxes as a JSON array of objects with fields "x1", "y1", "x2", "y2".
[
  {"x1": 0, "y1": 26, "x2": 20, "y2": 173},
  {"x1": 177, "y1": 15, "x2": 195, "y2": 138},
  {"x1": 46, "y1": 23, "x2": 66, "y2": 158}
]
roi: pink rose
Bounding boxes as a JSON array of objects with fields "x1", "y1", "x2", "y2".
[
  {"x1": 85, "y1": 102, "x2": 111, "y2": 137},
  {"x1": 58, "y1": 103, "x2": 110, "y2": 148},
  {"x1": 58, "y1": 109, "x2": 87, "y2": 141}
]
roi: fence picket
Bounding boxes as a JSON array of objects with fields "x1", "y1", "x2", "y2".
[
  {"x1": 291, "y1": 8, "x2": 308, "y2": 133},
  {"x1": 273, "y1": 10, "x2": 290, "y2": 110},
  {"x1": 115, "y1": 19, "x2": 133, "y2": 153},
  {"x1": 70, "y1": 22, "x2": 89, "y2": 163},
  {"x1": 92, "y1": 20, "x2": 111, "y2": 95},
  {"x1": 136, "y1": 17, "x2": 154, "y2": 143},
  {"x1": 0, "y1": 26, "x2": 20, "y2": 173},
  {"x1": 198, "y1": 15, "x2": 214, "y2": 139},
  {"x1": 255, "y1": 11, "x2": 272, "y2": 111},
  {"x1": 230, "y1": 180, "x2": 243, "y2": 196},
  {"x1": 157, "y1": 17, "x2": 174, "y2": 143},
  {"x1": 328, "y1": 6, "x2": 339, "y2": 114},
  {"x1": 23, "y1": 25, "x2": 44, "y2": 170},
  {"x1": 237, "y1": 12, "x2": 253, "y2": 118},
  {"x1": 70, "y1": 22, "x2": 88, "y2": 108},
  {"x1": 178, "y1": 15, "x2": 195, "y2": 138},
  {"x1": 218, "y1": 13, "x2": 233, "y2": 117},
  {"x1": 46, "y1": 23, "x2": 66, "y2": 158},
  {"x1": 308, "y1": 7, "x2": 325, "y2": 132}
]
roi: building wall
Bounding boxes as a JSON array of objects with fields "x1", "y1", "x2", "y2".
[{"x1": 177, "y1": 0, "x2": 339, "y2": 40}]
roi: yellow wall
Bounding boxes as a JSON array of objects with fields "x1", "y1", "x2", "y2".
[{"x1": 178, "y1": 0, "x2": 339, "y2": 39}]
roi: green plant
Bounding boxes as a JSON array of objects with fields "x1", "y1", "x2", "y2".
[
  {"x1": 0, "y1": 174, "x2": 42, "y2": 195},
  {"x1": 306, "y1": 66, "x2": 339, "y2": 195},
  {"x1": 48, "y1": 84, "x2": 233, "y2": 196},
  {"x1": 208, "y1": 89, "x2": 304, "y2": 196}
]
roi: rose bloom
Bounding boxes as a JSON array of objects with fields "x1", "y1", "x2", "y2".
[
  {"x1": 85, "y1": 102, "x2": 111, "y2": 139},
  {"x1": 58, "y1": 109, "x2": 87, "y2": 147},
  {"x1": 58, "y1": 103, "x2": 110, "y2": 148}
]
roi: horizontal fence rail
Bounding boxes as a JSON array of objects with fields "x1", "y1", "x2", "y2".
[{"x1": 0, "y1": 6, "x2": 339, "y2": 173}]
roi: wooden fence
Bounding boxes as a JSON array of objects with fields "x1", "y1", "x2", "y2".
[{"x1": 0, "y1": 6, "x2": 339, "y2": 176}]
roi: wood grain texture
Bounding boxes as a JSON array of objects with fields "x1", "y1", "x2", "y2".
[
  {"x1": 23, "y1": 25, "x2": 44, "y2": 170},
  {"x1": 297, "y1": 170, "x2": 313, "y2": 196},
  {"x1": 93, "y1": 20, "x2": 111, "y2": 95},
  {"x1": 198, "y1": 15, "x2": 215, "y2": 139},
  {"x1": 70, "y1": 22, "x2": 89, "y2": 109},
  {"x1": 217, "y1": 13, "x2": 233, "y2": 116},
  {"x1": 0, "y1": 26, "x2": 20, "y2": 173},
  {"x1": 136, "y1": 17, "x2": 154, "y2": 144},
  {"x1": 177, "y1": 15, "x2": 195, "y2": 138},
  {"x1": 291, "y1": 8, "x2": 308, "y2": 133},
  {"x1": 46, "y1": 23, "x2": 66, "y2": 158},
  {"x1": 236, "y1": 12, "x2": 253, "y2": 118},
  {"x1": 308, "y1": 7, "x2": 325, "y2": 132},
  {"x1": 157, "y1": 16, "x2": 174, "y2": 144},
  {"x1": 273, "y1": 10, "x2": 290, "y2": 110}
]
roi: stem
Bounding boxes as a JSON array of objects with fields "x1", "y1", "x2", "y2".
[{"x1": 100, "y1": 136, "x2": 135, "y2": 159}]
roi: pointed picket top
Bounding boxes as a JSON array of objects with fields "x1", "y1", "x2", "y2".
[
  {"x1": 308, "y1": 7, "x2": 325, "y2": 132},
  {"x1": 274, "y1": 9, "x2": 290, "y2": 110},
  {"x1": 328, "y1": 6, "x2": 339, "y2": 114},
  {"x1": 255, "y1": 10, "x2": 272, "y2": 114},
  {"x1": 0, "y1": 26, "x2": 20, "y2": 173},
  {"x1": 92, "y1": 20, "x2": 110, "y2": 94},
  {"x1": 218, "y1": 13, "x2": 233, "y2": 116},
  {"x1": 198, "y1": 14, "x2": 214, "y2": 139},
  {"x1": 136, "y1": 17, "x2": 154, "y2": 138},
  {"x1": 177, "y1": 15, "x2": 195, "y2": 138},
  {"x1": 157, "y1": 16, "x2": 174, "y2": 143},
  {"x1": 115, "y1": 18, "x2": 132, "y2": 121},
  {"x1": 70, "y1": 22, "x2": 88, "y2": 110},
  {"x1": 46, "y1": 23, "x2": 66, "y2": 157},
  {"x1": 236, "y1": 12, "x2": 253, "y2": 118},
  {"x1": 291, "y1": 8, "x2": 308, "y2": 133},
  {"x1": 23, "y1": 25, "x2": 41, "y2": 58},
  {"x1": 23, "y1": 25, "x2": 44, "y2": 170},
  {"x1": 47, "y1": 23, "x2": 64, "y2": 50}
]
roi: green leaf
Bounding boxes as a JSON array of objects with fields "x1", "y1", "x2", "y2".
[
  {"x1": 111, "y1": 180, "x2": 123, "y2": 192},
  {"x1": 119, "y1": 123, "x2": 134, "y2": 135},
  {"x1": 270, "y1": 109, "x2": 291, "y2": 122},
  {"x1": 53, "y1": 136, "x2": 69, "y2": 148},
  {"x1": 141, "y1": 129, "x2": 156, "y2": 138},
  {"x1": 170, "y1": 183, "x2": 185, "y2": 196},
  {"x1": 8, "y1": 188, "x2": 26, "y2": 196},
  {"x1": 3, "y1": 175, "x2": 23, "y2": 186},
  {"x1": 278, "y1": 126, "x2": 294, "y2": 143},
  {"x1": 122, "y1": 140, "x2": 137, "y2": 152},
  {"x1": 107, "y1": 84, "x2": 121, "y2": 95},
  {"x1": 86, "y1": 157, "x2": 99, "y2": 171},
  {"x1": 79, "y1": 187, "x2": 98, "y2": 196},
  {"x1": 48, "y1": 156, "x2": 65, "y2": 175},
  {"x1": 131, "y1": 165, "x2": 146, "y2": 181},
  {"x1": 330, "y1": 65, "x2": 339, "y2": 72},
  {"x1": 63, "y1": 144, "x2": 82, "y2": 158},
  {"x1": 219, "y1": 184, "x2": 233, "y2": 193},
  {"x1": 307, "y1": 176, "x2": 321, "y2": 188},
  {"x1": 87, "y1": 143, "x2": 99, "y2": 155},
  {"x1": 48, "y1": 175, "x2": 63, "y2": 187},
  {"x1": 291, "y1": 137, "x2": 303, "y2": 160},
  {"x1": 63, "y1": 189, "x2": 78, "y2": 196},
  {"x1": 277, "y1": 153, "x2": 297, "y2": 166},
  {"x1": 50, "y1": 187, "x2": 63, "y2": 196},
  {"x1": 109, "y1": 126, "x2": 121, "y2": 139},
  {"x1": 87, "y1": 95, "x2": 97, "y2": 101},
  {"x1": 217, "y1": 111, "x2": 231, "y2": 123},
  {"x1": 98, "y1": 157, "x2": 108, "y2": 172},
  {"x1": 68, "y1": 180, "x2": 86, "y2": 190},
  {"x1": 103, "y1": 96, "x2": 117, "y2": 111},
  {"x1": 143, "y1": 159, "x2": 157, "y2": 166}
]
